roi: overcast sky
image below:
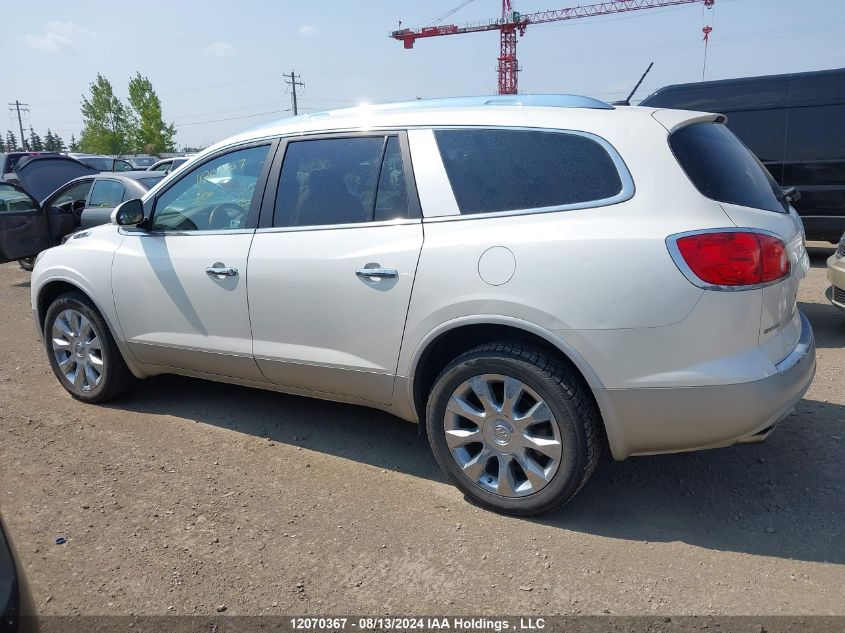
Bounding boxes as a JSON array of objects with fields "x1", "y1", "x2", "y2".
[{"x1": 3, "y1": 0, "x2": 844, "y2": 149}]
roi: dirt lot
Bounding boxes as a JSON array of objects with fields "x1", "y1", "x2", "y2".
[{"x1": 1, "y1": 245, "x2": 843, "y2": 616}]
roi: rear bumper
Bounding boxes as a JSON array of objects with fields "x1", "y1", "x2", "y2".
[{"x1": 604, "y1": 311, "x2": 816, "y2": 458}]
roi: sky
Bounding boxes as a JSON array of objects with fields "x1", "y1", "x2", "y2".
[{"x1": 3, "y1": 0, "x2": 844, "y2": 150}]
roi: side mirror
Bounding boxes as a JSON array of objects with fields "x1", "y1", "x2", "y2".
[
  {"x1": 110, "y1": 198, "x2": 144, "y2": 226},
  {"x1": 782, "y1": 186, "x2": 801, "y2": 204}
]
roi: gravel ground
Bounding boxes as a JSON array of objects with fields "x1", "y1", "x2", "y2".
[{"x1": 0, "y1": 244, "x2": 843, "y2": 616}]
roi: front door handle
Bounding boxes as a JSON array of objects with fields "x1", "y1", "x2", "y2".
[
  {"x1": 206, "y1": 266, "x2": 239, "y2": 277},
  {"x1": 356, "y1": 267, "x2": 398, "y2": 279}
]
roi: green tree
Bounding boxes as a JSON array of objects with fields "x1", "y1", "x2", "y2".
[
  {"x1": 28, "y1": 128, "x2": 44, "y2": 152},
  {"x1": 6, "y1": 131, "x2": 19, "y2": 152},
  {"x1": 79, "y1": 73, "x2": 129, "y2": 154},
  {"x1": 126, "y1": 72, "x2": 176, "y2": 154},
  {"x1": 0, "y1": 136, "x2": 5, "y2": 152},
  {"x1": 69, "y1": 134, "x2": 80, "y2": 152}
]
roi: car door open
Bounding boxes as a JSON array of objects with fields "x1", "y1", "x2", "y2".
[
  {"x1": 248, "y1": 133, "x2": 423, "y2": 404},
  {"x1": 0, "y1": 183, "x2": 51, "y2": 263}
]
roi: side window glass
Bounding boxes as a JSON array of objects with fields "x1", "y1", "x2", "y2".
[
  {"x1": 274, "y1": 137, "x2": 385, "y2": 227},
  {"x1": 51, "y1": 181, "x2": 94, "y2": 213},
  {"x1": 434, "y1": 129, "x2": 623, "y2": 214},
  {"x1": 115, "y1": 160, "x2": 133, "y2": 172},
  {"x1": 88, "y1": 180, "x2": 126, "y2": 208},
  {"x1": 374, "y1": 136, "x2": 409, "y2": 222},
  {"x1": 0, "y1": 184, "x2": 38, "y2": 213},
  {"x1": 152, "y1": 145, "x2": 270, "y2": 232}
]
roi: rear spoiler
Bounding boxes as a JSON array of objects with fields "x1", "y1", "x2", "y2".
[{"x1": 650, "y1": 109, "x2": 726, "y2": 134}]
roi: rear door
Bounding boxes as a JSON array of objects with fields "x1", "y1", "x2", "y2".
[
  {"x1": 247, "y1": 133, "x2": 423, "y2": 404},
  {"x1": 0, "y1": 182, "x2": 50, "y2": 263}
]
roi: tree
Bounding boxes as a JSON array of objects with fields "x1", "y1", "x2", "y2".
[
  {"x1": 28, "y1": 128, "x2": 44, "y2": 152},
  {"x1": 0, "y1": 136, "x2": 5, "y2": 152},
  {"x1": 69, "y1": 134, "x2": 80, "y2": 152},
  {"x1": 45, "y1": 129, "x2": 66, "y2": 152},
  {"x1": 126, "y1": 72, "x2": 176, "y2": 154},
  {"x1": 6, "y1": 131, "x2": 19, "y2": 152},
  {"x1": 79, "y1": 73, "x2": 129, "y2": 154}
]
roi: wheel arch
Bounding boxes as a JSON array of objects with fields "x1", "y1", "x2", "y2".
[
  {"x1": 35, "y1": 277, "x2": 145, "y2": 379},
  {"x1": 406, "y1": 316, "x2": 626, "y2": 458}
]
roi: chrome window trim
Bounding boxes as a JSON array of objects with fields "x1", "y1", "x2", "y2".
[
  {"x1": 665, "y1": 227, "x2": 790, "y2": 292},
  {"x1": 254, "y1": 217, "x2": 420, "y2": 234},
  {"x1": 119, "y1": 227, "x2": 256, "y2": 237}
]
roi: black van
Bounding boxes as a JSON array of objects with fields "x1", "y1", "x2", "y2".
[{"x1": 641, "y1": 67, "x2": 845, "y2": 242}]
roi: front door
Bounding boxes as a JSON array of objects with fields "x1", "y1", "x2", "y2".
[
  {"x1": 0, "y1": 183, "x2": 50, "y2": 263},
  {"x1": 248, "y1": 133, "x2": 423, "y2": 404},
  {"x1": 112, "y1": 142, "x2": 275, "y2": 380}
]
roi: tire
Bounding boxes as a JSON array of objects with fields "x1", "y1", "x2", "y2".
[
  {"x1": 425, "y1": 342, "x2": 601, "y2": 516},
  {"x1": 18, "y1": 257, "x2": 35, "y2": 272},
  {"x1": 43, "y1": 291, "x2": 134, "y2": 403}
]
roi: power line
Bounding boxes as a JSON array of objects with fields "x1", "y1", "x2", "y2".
[{"x1": 283, "y1": 71, "x2": 305, "y2": 116}]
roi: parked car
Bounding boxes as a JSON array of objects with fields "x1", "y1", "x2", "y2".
[
  {"x1": 146, "y1": 157, "x2": 188, "y2": 174},
  {"x1": 0, "y1": 517, "x2": 37, "y2": 633},
  {"x1": 827, "y1": 232, "x2": 845, "y2": 311},
  {"x1": 640, "y1": 67, "x2": 845, "y2": 243},
  {"x1": 0, "y1": 95, "x2": 816, "y2": 515},
  {"x1": 66, "y1": 153, "x2": 134, "y2": 172},
  {"x1": 0, "y1": 157, "x2": 163, "y2": 269},
  {"x1": 127, "y1": 155, "x2": 158, "y2": 170}
]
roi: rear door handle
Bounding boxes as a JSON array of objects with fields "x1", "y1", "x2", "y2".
[
  {"x1": 206, "y1": 266, "x2": 239, "y2": 277},
  {"x1": 356, "y1": 267, "x2": 398, "y2": 279}
]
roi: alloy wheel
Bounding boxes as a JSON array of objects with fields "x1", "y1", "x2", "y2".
[
  {"x1": 443, "y1": 373, "x2": 563, "y2": 497},
  {"x1": 51, "y1": 309, "x2": 104, "y2": 392}
]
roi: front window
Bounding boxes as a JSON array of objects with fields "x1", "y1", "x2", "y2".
[
  {"x1": 151, "y1": 145, "x2": 270, "y2": 232},
  {"x1": 50, "y1": 181, "x2": 94, "y2": 213}
]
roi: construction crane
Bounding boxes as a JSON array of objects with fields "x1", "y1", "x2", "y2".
[{"x1": 390, "y1": 0, "x2": 715, "y2": 95}]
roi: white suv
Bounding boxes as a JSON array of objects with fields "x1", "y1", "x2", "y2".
[{"x1": 0, "y1": 95, "x2": 815, "y2": 515}]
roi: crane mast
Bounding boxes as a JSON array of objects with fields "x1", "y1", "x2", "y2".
[{"x1": 390, "y1": 0, "x2": 715, "y2": 94}]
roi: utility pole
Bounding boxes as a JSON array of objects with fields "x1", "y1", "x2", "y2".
[
  {"x1": 283, "y1": 71, "x2": 305, "y2": 116},
  {"x1": 7, "y1": 101, "x2": 30, "y2": 150}
]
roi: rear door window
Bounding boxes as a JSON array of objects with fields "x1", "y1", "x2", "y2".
[
  {"x1": 88, "y1": 180, "x2": 127, "y2": 208},
  {"x1": 273, "y1": 135, "x2": 410, "y2": 227},
  {"x1": 669, "y1": 122, "x2": 788, "y2": 213},
  {"x1": 433, "y1": 129, "x2": 624, "y2": 215}
]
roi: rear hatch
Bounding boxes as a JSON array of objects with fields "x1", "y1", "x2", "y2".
[{"x1": 658, "y1": 112, "x2": 809, "y2": 365}]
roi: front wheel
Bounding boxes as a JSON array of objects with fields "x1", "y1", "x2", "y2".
[
  {"x1": 426, "y1": 342, "x2": 602, "y2": 516},
  {"x1": 43, "y1": 291, "x2": 134, "y2": 403}
]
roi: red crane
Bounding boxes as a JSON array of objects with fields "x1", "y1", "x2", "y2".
[{"x1": 391, "y1": 0, "x2": 715, "y2": 95}]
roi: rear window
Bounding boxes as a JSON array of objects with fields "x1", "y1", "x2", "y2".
[
  {"x1": 669, "y1": 122, "x2": 788, "y2": 213},
  {"x1": 434, "y1": 129, "x2": 624, "y2": 215}
]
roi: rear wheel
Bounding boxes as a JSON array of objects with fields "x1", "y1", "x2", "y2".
[
  {"x1": 43, "y1": 291, "x2": 134, "y2": 403},
  {"x1": 426, "y1": 342, "x2": 601, "y2": 516}
]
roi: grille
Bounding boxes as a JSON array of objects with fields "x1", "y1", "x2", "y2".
[
  {"x1": 834, "y1": 286, "x2": 845, "y2": 306},
  {"x1": 838, "y1": 240, "x2": 845, "y2": 257}
]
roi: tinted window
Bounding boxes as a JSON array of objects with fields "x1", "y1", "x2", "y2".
[
  {"x1": 274, "y1": 136, "x2": 408, "y2": 227},
  {"x1": 152, "y1": 145, "x2": 269, "y2": 232},
  {"x1": 82, "y1": 157, "x2": 113, "y2": 171},
  {"x1": 784, "y1": 104, "x2": 845, "y2": 162},
  {"x1": 374, "y1": 137, "x2": 409, "y2": 222},
  {"x1": 434, "y1": 129, "x2": 623, "y2": 214},
  {"x1": 88, "y1": 180, "x2": 126, "y2": 208},
  {"x1": 670, "y1": 122, "x2": 788, "y2": 213},
  {"x1": 114, "y1": 160, "x2": 133, "y2": 172},
  {"x1": 0, "y1": 183, "x2": 37, "y2": 213},
  {"x1": 643, "y1": 79, "x2": 788, "y2": 110}
]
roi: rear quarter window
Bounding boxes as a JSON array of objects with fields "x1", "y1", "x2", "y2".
[
  {"x1": 434, "y1": 129, "x2": 625, "y2": 215},
  {"x1": 669, "y1": 122, "x2": 788, "y2": 213}
]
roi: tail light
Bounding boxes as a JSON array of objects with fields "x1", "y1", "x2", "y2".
[{"x1": 668, "y1": 230, "x2": 790, "y2": 289}]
